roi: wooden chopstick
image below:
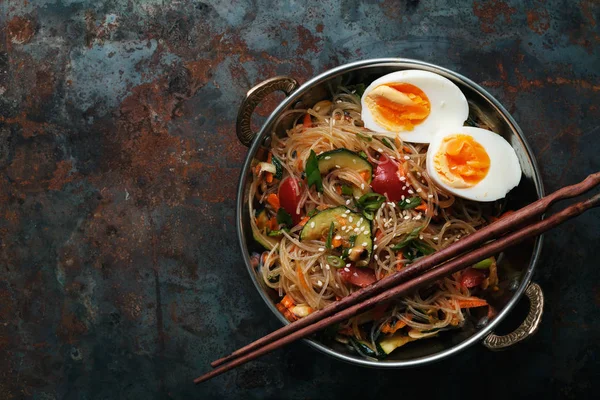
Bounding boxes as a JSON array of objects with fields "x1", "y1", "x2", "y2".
[
  {"x1": 210, "y1": 172, "x2": 600, "y2": 369},
  {"x1": 195, "y1": 188, "x2": 600, "y2": 384},
  {"x1": 197, "y1": 189, "x2": 600, "y2": 383}
]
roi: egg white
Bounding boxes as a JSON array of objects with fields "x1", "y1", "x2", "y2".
[
  {"x1": 426, "y1": 127, "x2": 522, "y2": 202},
  {"x1": 361, "y1": 70, "x2": 469, "y2": 144}
]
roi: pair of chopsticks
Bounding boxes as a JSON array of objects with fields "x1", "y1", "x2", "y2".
[{"x1": 195, "y1": 172, "x2": 600, "y2": 384}]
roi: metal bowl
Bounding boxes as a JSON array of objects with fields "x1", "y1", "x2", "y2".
[{"x1": 235, "y1": 59, "x2": 544, "y2": 367}]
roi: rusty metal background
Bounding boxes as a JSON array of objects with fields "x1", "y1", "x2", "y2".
[{"x1": 0, "y1": 1, "x2": 599, "y2": 399}]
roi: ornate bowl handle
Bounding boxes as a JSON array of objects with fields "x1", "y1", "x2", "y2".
[
  {"x1": 235, "y1": 76, "x2": 299, "y2": 147},
  {"x1": 483, "y1": 282, "x2": 544, "y2": 350}
]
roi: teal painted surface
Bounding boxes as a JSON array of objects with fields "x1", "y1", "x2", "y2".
[{"x1": 1, "y1": 0, "x2": 599, "y2": 399}]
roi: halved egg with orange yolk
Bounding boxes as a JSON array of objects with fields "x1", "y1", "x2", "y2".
[
  {"x1": 426, "y1": 127, "x2": 522, "y2": 201},
  {"x1": 361, "y1": 70, "x2": 469, "y2": 143}
]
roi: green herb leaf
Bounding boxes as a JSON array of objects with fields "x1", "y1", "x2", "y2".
[
  {"x1": 472, "y1": 257, "x2": 494, "y2": 270},
  {"x1": 267, "y1": 229, "x2": 287, "y2": 237},
  {"x1": 398, "y1": 196, "x2": 422, "y2": 210},
  {"x1": 326, "y1": 221, "x2": 335, "y2": 249},
  {"x1": 412, "y1": 240, "x2": 435, "y2": 255},
  {"x1": 267, "y1": 273, "x2": 280, "y2": 283},
  {"x1": 306, "y1": 150, "x2": 323, "y2": 192},
  {"x1": 381, "y1": 137, "x2": 394, "y2": 150},
  {"x1": 358, "y1": 151, "x2": 368, "y2": 160},
  {"x1": 390, "y1": 227, "x2": 422, "y2": 250},
  {"x1": 341, "y1": 185, "x2": 353, "y2": 196},
  {"x1": 348, "y1": 235, "x2": 357, "y2": 247},
  {"x1": 357, "y1": 192, "x2": 386, "y2": 221},
  {"x1": 271, "y1": 155, "x2": 283, "y2": 180},
  {"x1": 348, "y1": 83, "x2": 366, "y2": 97},
  {"x1": 276, "y1": 208, "x2": 293, "y2": 227},
  {"x1": 307, "y1": 209, "x2": 319, "y2": 217}
]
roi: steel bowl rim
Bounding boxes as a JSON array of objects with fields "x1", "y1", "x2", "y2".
[{"x1": 236, "y1": 58, "x2": 544, "y2": 368}]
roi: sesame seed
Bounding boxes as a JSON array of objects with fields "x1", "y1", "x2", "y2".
[
  {"x1": 404, "y1": 155, "x2": 410, "y2": 160},
  {"x1": 417, "y1": 172, "x2": 422, "y2": 177},
  {"x1": 408, "y1": 189, "x2": 414, "y2": 194},
  {"x1": 325, "y1": 264, "x2": 331, "y2": 270},
  {"x1": 390, "y1": 202, "x2": 396, "y2": 208},
  {"x1": 310, "y1": 222, "x2": 315, "y2": 228},
  {"x1": 340, "y1": 214, "x2": 347, "y2": 219},
  {"x1": 444, "y1": 237, "x2": 449, "y2": 241},
  {"x1": 325, "y1": 156, "x2": 331, "y2": 160},
  {"x1": 385, "y1": 255, "x2": 390, "y2": 260},
  {"x1": 354, "y1": 228, "x2": 360, "y2": 233},
  {"x1": 335, "y1": 235, "x2": 342, "y2": 240},
  {"x1": 428, "y1": 194, "x2": 434, "y2": 198},
  {"x1": 402, "y1": 186, "x2": 406, "y2": 190},
  {"x1": 401, "y1": 195, "x2": 406, "y2": 200},
  {"x1": 374, "y1": 244, "x2": 378, "y2": 250},
  {"x1": 374, "y1": 255, "x2": 379, "y2": 260},
  {"x1": 349, "y1": 216, "x2": 353, "y2": 223},
  {"x1": 358, "y1": 218, "x2": 363, "y2": 224},
  {"x1": 335, "y1": 164, "x2": 341, "y2": 168},
  {"x1": 377, "y1": 148, "x2": 383, "y2": 152},
  {"x1": 335, "y1": 284, "x2": 340, "y2": 288},
  {"x1": 457, "y1": 234, "x2": 462, "y2": 238},
  {"x1": 361, "y1": 183, "x2": 365, "y2": 190},
  {"x1": 318, "y1": 247, "x2": 325, "y2": 252},
  {"x1": 346, "y1": 199, "x2": 351, "y2": 205},
  {"x1": 433, "y1": 236, "x2": 439, "y2": 240},
  {"x1": 362, "y1": 242, "x2": 367, "y2": 247},
  {"x1": 353, "y1": 272, "x2": 358, "y2": 277},
  {"x1": 374, "y1": 237, "x2": 378, "y2": 241},
  {"x1": 404, "y1": 215, "x2": 410, "y2": 220},
  {"x1": 406, "y1": 199, "x2": 411, "y2": 203},
  {"x1": 416, "y1": 188, "x2": 422, "y2": 193},
  {"x1": 345, "y1": 264, "x2": 351, "y2": 269},
  {"x1": 399, "y1": 176, "x2": 406, "y2": 181},
  {"x1": 317, "y1": 280, "x2": 323, "y2": 287},
  {"x1": 345, "y1": 210, "x2": 351, "y2": 214},
  {"x1": 419, "y1": 235, "x2": 423, "y2": 240},
  {"x1": 415, "y1": 214, "x2": 422, "y2": 220}
]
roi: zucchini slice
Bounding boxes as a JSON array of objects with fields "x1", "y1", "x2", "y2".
[
  {"x1": 317, "y1": 149, "x2": 373, "y2": 183},
  {"x1": 300, "y1": 206, "x2": 372, "y2": 265}
]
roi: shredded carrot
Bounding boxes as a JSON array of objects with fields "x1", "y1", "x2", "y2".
[
  {"x1": 297, "y1": 158, "x2": 304, "y2": 172},
  {"x1": 395, "y1": 251, "x2": 404, "y2": 271},
  {"x1": 303, "y1": 113, "x2": 312, "y2": 128},
  {"x1": 275, "y1": 303, "x2": 298, "y2": 322},
  {"x1": 360, "y1": 171, "x2": 370, "y2": 182},
  {"x1": 375, "y1": 229, "x2": 384, "y2": 242},
  {"x1": 254, "y1": 164, "x2": 261, "y2": 175},
  {"x1": 332, "y1": 237, "x2": 343, "y2": 248},
  {"x1": 398, "y1": 162, "x2": 405, "y2": 177},
  {"x1": 335, "y1": 185, "x2": 342, "y2": 195},
  {"x1": 381, "y1": 315, "x2": 412, "y2": 334},
  {"x1": 268, "y1": 217, "x2": 278, "y2": 231},
  {"x1": 265, "y1": 172, "x2": 273, "y2": 183},
  {"x1": 281, "y1": 294, "x2": 295, "y2": 309},
  {"x1": 415, "y1": 203, "x2": 428, "y2": 212},
  {"x1": 267, "y1": 152, "x2": 272, "y2": 163},
  {"x1": 457, "y1": 297, "x2": 488, "y2": 309},
  {"x1": 266, "y1": 193, "x2": 280, "y2": 211},
  {"x1": 297, "y1": 267, "x2": 309, "y2": 290},
  {"x1": 403, "y1": 146, "x2": 412, "y2": 153},
  {"x1": 298, "y1": 216, "x2": 310, "y2": 227},
  {"x1": 335, "y1": 216, "x2": 347, "y2": 226},
  {"x1": 395, "y1": 137, "x2": 402, "y2": 149}
]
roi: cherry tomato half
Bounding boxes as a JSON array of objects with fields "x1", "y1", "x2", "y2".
[
  {"x1": 278, "y1": 177, "x2": 302, "y2": 225},
  {"x1": 460, "y1": 268, "x2": 487, "y2": 288},
  {"x1": 339, "y1": 266, "x2": 377, "y2": 288},
  {"x1": 370, "y1": 156, "x2": 410, "y2": 201}
]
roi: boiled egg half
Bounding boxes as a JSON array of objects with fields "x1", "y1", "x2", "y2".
[
  {"x1": 361, "y1": 70, "x2": 469, "y2": 143},
  {"x1": 426, "y1": 127, "x2": 522, "y2": 201}
]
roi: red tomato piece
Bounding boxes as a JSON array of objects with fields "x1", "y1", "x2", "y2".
[
  {"x1": 278, "y1": 177, "x2": 302, "y2": 225},
  {"x1": 370, "y1": 156, "x2": 410, "y2": 201},
  {"x1": 460, "y1": 268, "x2": 487, "y2": 288},
  {"x1": 338, "y1": 266, "x2": 377, "y2": 288}
]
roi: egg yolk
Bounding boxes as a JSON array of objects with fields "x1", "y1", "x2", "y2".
[
  {"x1": 433, "y1": 134, "x2": 490, "y2": 188},
  {"x1": 364, "y1": 83, "x2": 431, "y2": 131}
]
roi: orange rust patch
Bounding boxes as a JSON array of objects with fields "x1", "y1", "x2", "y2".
[
  {"x1": 48, "y1": 160, "x2": 76, "y2": 191},
  {"x1": 7, "y1": 16, "x2": 35, "y2": 44},
  {"x1": 296, "y1": 25, "x2": 322, "y2": 55},
  {"x1": 473, "y1": 0, "x2": 516, "y2": 33},
  {"x1": 527, "y1": 9, "x2": 550, "y2": 34}
]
